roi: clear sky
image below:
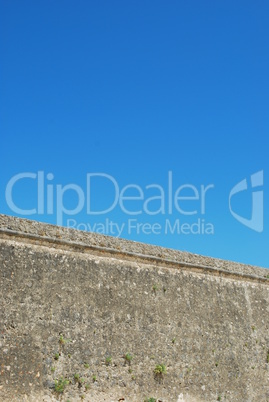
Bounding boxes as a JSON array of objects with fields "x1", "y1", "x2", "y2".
[{"x1": 1, "y1": 1, "x2": 268, "y2": 268}]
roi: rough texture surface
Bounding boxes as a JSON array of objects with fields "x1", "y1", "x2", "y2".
[{"x1": 0, "y1": 215, "x2": 268, "y2": 402}]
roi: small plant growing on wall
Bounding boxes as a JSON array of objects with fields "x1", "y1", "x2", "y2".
[
  {"x1": 59, "y1": 334, "x2": 65, "y2": 345},
  {"x1": 152, "y1": 284, "x2": 159, "y2": 293},
  {"x1": 144, "y1": 398, "x2": 157, "y2": 402},
  {"x1": 105, "y1": 355, "x2": 112, "y2": 365},
  {"x1": 59, "y1": 333, "x2": 71, "y2": 348},
  {"x1": 54, "y1": 377, "x2": 69, "y2": 394},
  {"x1": 54, "y1": 353, "x2": 60, "y2": 361},
  {"x1": 267, "y1": 350, "x2": 269, "y2": 363},
  {"x1": 74, "y1": 373, "x2": 80, "y2": 382},
  {"x1": 124, "y1": 352, "x2": 133, "y2": 365},
  {"x1": 74, "y1": 373, "x2": 85, "y2": 388},
  {"x1": 59, "y1": 333, "x2": 71, "y2": 350},
  {"x1": 154, "y1": 364, "x2": 166, "y2": 382}
]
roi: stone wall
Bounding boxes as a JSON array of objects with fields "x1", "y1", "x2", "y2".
[{"x1": 0, "y1": 215, "x2": 268, "y2": 402}]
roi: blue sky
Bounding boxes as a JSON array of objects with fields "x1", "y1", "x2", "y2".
[{"x1": 1, "y1": 1, "x2": 268, "y2": 268}]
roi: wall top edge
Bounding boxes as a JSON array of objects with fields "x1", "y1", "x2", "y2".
[{"x1": 0, "y1": 214, "x2": 268, "y2": 279}]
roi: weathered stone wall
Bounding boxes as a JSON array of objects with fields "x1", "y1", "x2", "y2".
[{"x1": 0, "y1": 215, "x2": 268, "y2": 402}]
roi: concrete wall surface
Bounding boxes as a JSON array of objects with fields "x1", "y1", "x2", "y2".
[{"x1": 0, "y1": 214, "x2": 268, "y2": 402}]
